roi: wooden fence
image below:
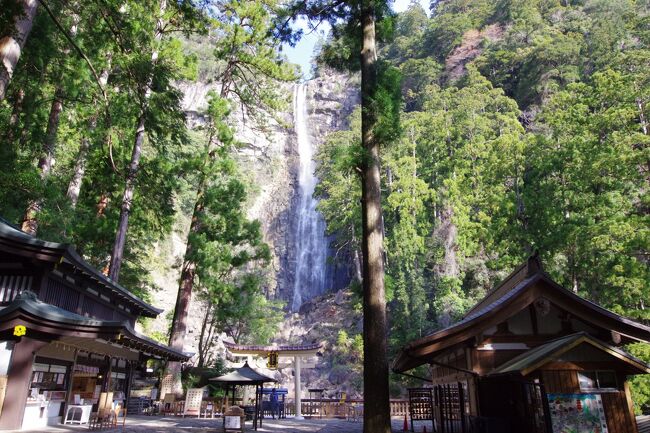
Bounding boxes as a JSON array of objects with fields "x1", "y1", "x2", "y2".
[{"x1": 280, "y1": 399, "x2": 410, "y2": 419}]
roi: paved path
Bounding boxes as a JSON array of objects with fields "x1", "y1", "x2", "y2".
[{"x1": 12, "y1": 416, "x2": 420, "y2": 433}]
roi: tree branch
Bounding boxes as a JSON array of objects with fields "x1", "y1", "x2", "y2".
[{"x1": 37, "y1": 0, "x2": 108, "y2": 104}]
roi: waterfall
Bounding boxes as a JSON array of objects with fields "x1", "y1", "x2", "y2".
[{"x1": 291, "y1": 83, "x2": 331, "y2": 311}]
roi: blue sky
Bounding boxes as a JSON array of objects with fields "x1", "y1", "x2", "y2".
[{"x1": 283, "y1": 0, "x2": 430, "y2": 79}]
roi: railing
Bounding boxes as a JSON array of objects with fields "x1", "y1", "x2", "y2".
[
  {"x1": 131, "y1": 396, "x2": 411, "y2": 419},
  {"x1": 390, "y1": 399, "x2": 409, "y2": 417},
  {"x1": 280, "y1": 399, "x2": 410, "y2": 419}
]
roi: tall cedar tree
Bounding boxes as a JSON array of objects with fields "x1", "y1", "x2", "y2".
[
  {"x1": 108, "y1": 0, "x2": 205, "y2": 281},
  {"x1": 166, "y1": 0, "x2": 295, "y2": 388},
  {"x1": 276, "y1": 2, "x2": 397, "y2": 431},
  {"x1": 0, "y1": 0, "x2": 38, "y2": 100},
  {"x1": 107, "y1": 0, "x2": 167, "y2": 281},
  {"x1": 20, "y1": 1, "x2": 79, "y2": 235}
]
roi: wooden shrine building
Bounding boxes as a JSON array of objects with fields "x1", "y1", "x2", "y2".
[
  {"x1": 0, "y1": 218, "x2": 189, "y2": 430},
  {"x1": 394, "y1": 254, "x2": 650, "y2": 433}
]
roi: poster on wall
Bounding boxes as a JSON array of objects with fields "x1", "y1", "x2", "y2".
[{"x1": 547, "y1": 393, "x2": 608, "y2": 433}]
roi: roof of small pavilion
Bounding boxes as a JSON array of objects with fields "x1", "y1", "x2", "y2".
[
  {"x1": 393, "y1": 254, "x2": 650, "y2": 373},
  {"x1": 223, "y1": 341, "x2": 322, "y2": 357},
  {"x1": 209, "y1": 361, "x2": 277, "y2": 385},
  {"x1": 489, "y1": 332, "x2": 650, "y2": 376},
  {"x1": 0, "y1": 291, "x2": 189, "y2": 361},
  {"x1": 0, "y1": 218, "x2": 160, "y2": 318}
]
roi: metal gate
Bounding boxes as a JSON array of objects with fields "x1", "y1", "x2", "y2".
[
  {"x1": 521, "y1": 381, "x2": 551, "y2": 433},
  {"x1": 434, "y1": 382, "x2": 470, "y2": 433},
  {"x1": 411, "y1": 379, "x2": 550, "y2": 433}
]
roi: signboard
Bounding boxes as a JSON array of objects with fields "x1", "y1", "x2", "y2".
[
  {"x1": 224, "y1": 415, "x2": 241, "y2": 429},
  {"x1": 267, "y1": 351, "x2": 278, "y2": 369},
  {"x1": 547, "y1": 393, "x2": 608, "y2": 433}
]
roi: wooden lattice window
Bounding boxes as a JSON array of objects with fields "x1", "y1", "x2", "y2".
[{"x1": 0, "y1": 274, "x2": 33, "y2": 302}]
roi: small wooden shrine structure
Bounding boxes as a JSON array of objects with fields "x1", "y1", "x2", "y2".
[
  {"x1": 223, "y1": 341, "x2": 322, "y2": 419},
  {"x1": 0, "y1": 218, "x2": 188, "y2": 430},
  {"x1": 394, "y1": 254, "x2": 650, "y2": 433},
  {"x1": 209, "y1": 361, "x2": 277, "y2": 430}
]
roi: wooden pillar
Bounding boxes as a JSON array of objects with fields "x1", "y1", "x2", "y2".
[
  {"x1": 0, "y1": 338, "x2": 47, "y2": 430},
  {"x1": 624, "y1": 381, "x2": 640, "y2": 433},
  {"x1": 258, "y1": 383, "x2": 264, "y2": 427},
  {"x1": 253, "y1": 384, "x2": 259, "y2": 430},
  {"x1": 459, "y1": 382, "x2": 467, "y2": 433},
  {"x1": 294, "y1": 356, "x2": 303, "y2": 419},
  {"x1": 124, "y1": 361, "x2": 134, "y2": 409},
  {"x1": 62, "y1": 348, "x2": 78, "y2": 419},
  {"x1": 101, "y1": 355, "x2": 112, "y2": 392}
]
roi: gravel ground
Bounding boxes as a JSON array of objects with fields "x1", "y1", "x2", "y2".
[{"x1": 12, "y1": 415, "x2": 422, "y2": 433}]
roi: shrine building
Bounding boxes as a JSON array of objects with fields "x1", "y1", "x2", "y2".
[
  {"x1": 0, "y1": 218, "x2": 189, "y2": 430},
  {"x1": 394, "y1": 254, "x2": 650, "y2": 433}
]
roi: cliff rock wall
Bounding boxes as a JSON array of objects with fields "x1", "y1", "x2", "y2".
[{"x1": 148, "y1": 70, "x2": 359, "y2": 358}]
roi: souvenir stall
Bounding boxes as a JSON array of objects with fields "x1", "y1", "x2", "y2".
[{"x1": 0, "y1": 219, "x2": 189, "y2": 430}]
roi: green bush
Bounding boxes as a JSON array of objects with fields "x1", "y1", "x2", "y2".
[{"x1": 628, "y1": 343, "x2": 650, "y2": 414}]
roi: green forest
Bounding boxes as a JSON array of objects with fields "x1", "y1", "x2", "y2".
[
  {"x1": 1, "y1": 0, "x2": 649, "y2": 425},
  {"x1": 318, "y1": 0, "x2": 649, "y2": 336}
]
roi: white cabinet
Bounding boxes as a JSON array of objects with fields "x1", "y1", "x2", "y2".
[{"x1": 22, "y1": 399, "x2": 63, "y2": 429}]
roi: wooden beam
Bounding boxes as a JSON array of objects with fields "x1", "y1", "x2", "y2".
[{"x1": 528, "y1": 304, "x2": 539, "y2": 336}]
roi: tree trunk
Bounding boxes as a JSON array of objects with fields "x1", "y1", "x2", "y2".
[
  {"x1": 351, "y1": 227, "x2": 363, "y2": 283},
  {"x1": 38, "y1": 89, "x2": 64, "y2": 176},
  {"x1": 21, "y1": 88, "x2": 64, "y2": 235},
  {"x1": 165, "y1": 180, "x2": 205, "y2": 388},
  {"x1": 0, "y1": 0, "x2": 38, "y2": 101},
  {"x1": 434, "y1": 206, "x2": 459, "y2": 278},
  {"x1": 67, "y1": 58, "x2": 111, "y2": 207},
  {"x1": 66, "y1": 134, "x2": 90, "y2": 207},
  {"x1": 353, "y1": 247, "x2": 363, "y2": 283},
  {"x1": 5, "y1": 88, "x2": 25, "y2": 143},
  {"x1": 197, "y1": 301, "x2": 211, "y2": 368},
  {"x1": 20, "y1": 201, "x2": 40, "y2": 235},
  {"x1": 166, "y1": 112, "x2": 219, "y2": 387},
  {"x1": 637, "y1": 98, "x2": 648, "y2": 136},
  {"x1": 108, "y1": 112, "x2": 145, "y2": 281},
  {"x1": 168, "y1": 136, "x2": 218, "y2": 349},
  {"x1": 359, "y1": 2, "x2": 391, "y2": 433},
  {"x1": 165, "y1": 214, "x2": 198, "y2": 393},
  {"x1": 197, "y1": 302, "x2": 217, "y2": 368},
  {"x1": 96, "y1": 193, "x2": 109, "y2": 217},
  {"x1": 167, "y1": 87, "x2": 220, "y2": 378},
  {"x1": 169, "y1": 236, "x2": 198, "y2": 350},
  {"x1": 108, "y1": 0, "x2": 166, "y2": 281}
]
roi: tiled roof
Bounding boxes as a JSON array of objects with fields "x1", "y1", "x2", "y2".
[
  {"x1": 490, "y1": 332, "x2": 650, "y2": 375},
  {"x1": 209, "y1": 361, "x2": 277, "y2": 384},
  {"x1": 0, "y1": 291, "x2": 188, "y2": 361},
  {"x1": 0, "y1": 218, "x2": 161, "y2": 317}
]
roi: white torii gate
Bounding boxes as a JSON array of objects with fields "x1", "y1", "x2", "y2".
[{"x1": 223, "y1": 341, "x2": 322, "y2": 420}]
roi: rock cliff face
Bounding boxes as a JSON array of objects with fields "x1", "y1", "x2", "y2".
[{"x1": 149, "y1": 69, "x2": 360, "y2": 359}]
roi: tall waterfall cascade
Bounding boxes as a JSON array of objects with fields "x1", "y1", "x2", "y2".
[{"x1": 291, "y1": 83, "x2": 333, "y2": 311}]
